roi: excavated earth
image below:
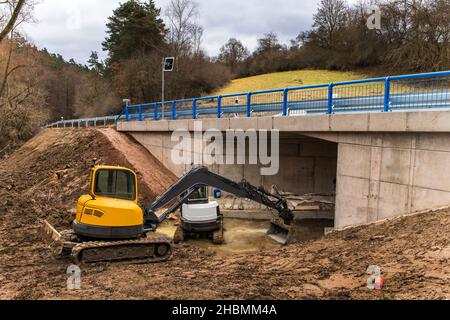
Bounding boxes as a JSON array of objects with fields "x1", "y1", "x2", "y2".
[{"x1": 1, "y1": 129, "x2": 450, "y2": 300}]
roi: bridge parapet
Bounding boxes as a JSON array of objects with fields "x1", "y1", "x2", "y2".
[
  {"x1": 117, "y1": 71, "x2": 450, "y2": 124},
  {"x1": 44, "y1": 71, "x2": 450, "y2": 129},
  {"x1": 117, "y1": 110, "x2": 450, "y2": 134}
]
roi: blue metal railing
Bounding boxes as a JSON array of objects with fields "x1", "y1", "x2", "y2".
[
  {"x1": 116, "y1": 71, "x2": 450, "y2": 124},
  {"x1": 43, "y1": 71, "x2": 450, "y2": 129},
  {"x1": 51, "y1": 71, "x2": 433, "y2": 126}
]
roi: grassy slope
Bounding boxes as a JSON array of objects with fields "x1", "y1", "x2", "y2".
[{"x1": 213, "y1": 70, "x2": 369, "y2": 95}]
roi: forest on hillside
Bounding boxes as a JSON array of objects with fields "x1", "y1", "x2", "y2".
[{"x1": 0, "y1": 0, "x2": 449, "y2": 151}]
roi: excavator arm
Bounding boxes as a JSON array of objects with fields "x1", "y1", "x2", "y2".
[{"x1": 143, "y1": 167, "x2": 295, "y2": 244}]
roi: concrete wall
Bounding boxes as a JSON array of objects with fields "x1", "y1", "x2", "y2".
[
  {"x1": 118, "y1": 110, "x2": 450, "y2": 134},
  {"x1": 129, "y1": 131, "x2": 338, "y2": 197},
  {"x1": 315, "y1": 133, "x2": 450, "y2": 229}
]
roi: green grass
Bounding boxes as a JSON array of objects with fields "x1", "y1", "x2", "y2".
[{"x1": 212, "y1": 70, "x2": 370, "y2": 95}]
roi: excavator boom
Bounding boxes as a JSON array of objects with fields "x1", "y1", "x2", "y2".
[{"x1": 144, "y1": 167, "x2": 295, "y2": 244}]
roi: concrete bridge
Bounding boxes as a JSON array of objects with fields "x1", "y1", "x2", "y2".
[
  {"x1": 118, "y1": 109, "x2": 450, "y2": 230},
  {"x1": 46, "y1": 71, "x2": 450, "y2": 230}
]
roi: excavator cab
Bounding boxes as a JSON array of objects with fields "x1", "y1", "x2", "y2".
[
  {"x1": 73, "y1": 166, "x2": 146, "y2": 240},
  {"x1": 184, "y1": 185, "x2": 209, "y2": 204},
  {"x1": 176, "y1": 185, "x2": 223, "y2": 244}
]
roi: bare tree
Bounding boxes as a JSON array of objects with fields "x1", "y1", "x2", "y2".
[
  {"x1": 0, "y1": 0, "x2": 29, "y2": 42},
  {"x1": 189, "y1": 23, "x2": 203, "y2": 56},
  {"x1": 218, "y1": 38, "x2": 249, "y2": 73},
  {"x1": 0, "y1": 38, "x2": 48, "y2": 148},
  {"x1": 165, "y1": 0, "x2": 202, "y2": 56},
  {"x1": 0, "y1": 1, "x2": 41, "y2": 148},
  {"x1": 0, "y1": 0, "x2": 34, "y2": 101},
  {"x1": 313, "y1": 0, "x2": 348, "y2": 48}
]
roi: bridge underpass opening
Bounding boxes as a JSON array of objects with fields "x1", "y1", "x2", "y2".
[
  {"x1": 212, "y1": 132, "x2": 338, "y2": 242},
  {"x1": 126, "y1": 129, "x2": 340, "y2": 243}
]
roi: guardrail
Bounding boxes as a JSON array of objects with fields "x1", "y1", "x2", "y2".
[
  {"x1": 116, "y1": 71, "x2": 450, "y2": 123},
  {"x1": 44, "y1": 115, "x2": 117, "y2": 129},
  {"x1": 44, "y1": 71, "x2": 450, "y2": 128}
]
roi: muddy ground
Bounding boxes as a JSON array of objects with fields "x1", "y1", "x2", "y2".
[{"x1": 0, "y1": 129, "x2": 449, "y2": 300}]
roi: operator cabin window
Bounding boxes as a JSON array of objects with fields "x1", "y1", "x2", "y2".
[
  {"x1": 185, "y1": 186, "x2": 209, "y2": 204},
  {"x1": 94, "y1": 170, "x2": 136, "y2": 201}
]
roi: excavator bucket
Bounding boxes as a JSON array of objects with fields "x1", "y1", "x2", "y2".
[
  {"x1": 266, "y1": 219, "x2": 295, "y2": 245},
  {"x1": 40, "y1": 219, "x2": 65, "y2": 256},
  {"x1": 41, "y1": 219, "x2": 62, "y2": 242}
]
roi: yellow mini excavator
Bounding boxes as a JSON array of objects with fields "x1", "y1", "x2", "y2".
[{"x1": 42, "y1": 166, "x2": 295, "y2": 264}]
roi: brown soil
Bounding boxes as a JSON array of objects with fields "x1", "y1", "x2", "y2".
[
  {"x1": 98, "y1": 128, "x2": 176, "y2": 201},
  {"x1": 1, "y1": 129, "x2": 449, "y2": 300}
]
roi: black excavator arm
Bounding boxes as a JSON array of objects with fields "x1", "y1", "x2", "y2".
[{"x1": 143, "y1": 167, "x2": 294, "y2": 230}]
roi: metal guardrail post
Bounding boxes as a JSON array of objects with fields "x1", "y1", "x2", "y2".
[
  {"x1": 384, "y1": 77, "x2": 391, "y2": 112},
  {"x1": 217, "y1": 96, "x2": 222, "y2": 119},
  {"x1": 246, "y1": 93, "x2": 252, "y2": 118},
  {"x1": 172, "y1": 101, "x2": 177, "y2": 120},
  {"x1": 193, "y1": 98, "x2": 198, "y2": 119},
  {"x1": 327, "y1": 84, "x2": 334, "y2": 115},
  {"x1": 138, "y1": 105, "x2": 143, "y2": 121},
  {"x1": 154, "y1": 104, "x2": 159, "y2": 121},
  {"x1": 283, "y1": 89, "x2": 289, "y2": 116},
  {"x1": 125, "y1": 107, "x2": 129, "y2": 122}
]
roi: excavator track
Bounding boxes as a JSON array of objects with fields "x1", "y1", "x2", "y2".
[
  {"x1": 212, "y1": 221, "x2": 224, "y2": 245},
  {"x1": 173, "y1": 226, "x2": 185, "y2": 244},
  {"x1": 71, "y1": 234, "x2": 172, "y2": 264}
]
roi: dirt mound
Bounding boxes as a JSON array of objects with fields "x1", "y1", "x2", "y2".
[
  {"x1": 0, "y1": 128, "x2": 449, "y2": 300},
  {"x1": 99, "y1": 128, "x2": 176, "y2": 199},
  {"x1": 0, "y1": 129, "x2": 176, "y2": 299},
  {"x1": 0, "y1": 128, "x2": 175, "y2": 228}
]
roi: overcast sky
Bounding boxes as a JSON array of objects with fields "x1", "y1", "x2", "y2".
[{"x1": 22, "y1": 0, "x2": 358, "y2": 64}]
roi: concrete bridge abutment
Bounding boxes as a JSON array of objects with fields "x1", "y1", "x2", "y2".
[{"x1": 118, "y1": 110, "x2": 450, "y2": 230}]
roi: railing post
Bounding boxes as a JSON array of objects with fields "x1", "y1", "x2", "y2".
[
  {"x1": 283, "y1": 89, "x2": 289, "y2": 116},
  {"x1": 154, "y1": 104, "x2": 159, "y2": 120},
  {"x1": 384, "y1": 77, "x2": 391, "y2": 112},
  {"x1": 172, "y1": 101, "x2": 177, "y2": 120},
  {"x1": 125, "y1": 107, "x2": 129, "y2": 122},
  {"x1": 327, "y1": 84, "x2": 334, "y2": 115},
  {"x1": 246, "y1": 93, "x2": 252, "y2": 118},
  {"x1": 138, "y1": 105, "x2": 143, "y2": 121},
  {"x1": 193, "y1": 98, "x2": 197, "y2": 119},
  {"x1": 217, "y1": 96, "x2": 222, "y2": 119}
]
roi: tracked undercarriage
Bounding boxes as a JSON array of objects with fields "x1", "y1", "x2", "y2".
[
  {"x1": 42, "y1": 220, "x2": 173, "y2": 264},
  {"x1": 173, "y1": 220, "x2": 224, "y2": 245}
]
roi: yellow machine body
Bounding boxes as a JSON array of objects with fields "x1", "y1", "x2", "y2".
[{"x1": 74, "y1": 166, "x2": 145, "y2": 239}]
